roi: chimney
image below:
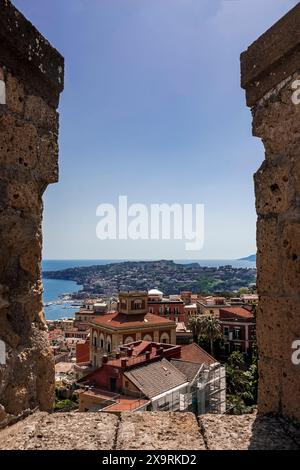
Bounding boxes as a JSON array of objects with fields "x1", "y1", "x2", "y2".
[
  {"x1": 121, "y1": 358, "x2": 127, "y2": 368},
  {"x1": 127, "y1": 348, "x2": 133, "y2": 357},
  {"x1": 145, "y1": 351, "x2": 150, "y2": 360},
  {"x1": 116, "y1": 352, "x2": 120, "y2": 359},
  {"x1": 102, "y1": 355, "x2": 108, "y2": 364}
]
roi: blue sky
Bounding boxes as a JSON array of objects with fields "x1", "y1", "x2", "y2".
[{"x1": 13, "y1": 0, "x2": 297, "y2": 260}]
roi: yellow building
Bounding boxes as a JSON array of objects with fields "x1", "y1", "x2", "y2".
[{"x1": 89, "y1": 291, "x2": 177, "y2": 367}]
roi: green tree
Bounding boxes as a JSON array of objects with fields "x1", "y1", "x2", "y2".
[
  {"x1": 198, "y1": 315, "x2": 222, "y2": 357},
  {"x1": 54, "y1": 399, "x2": 78, "y2": 412},
  {"x1": 237, "y1": 287, "x2": 250, "y2": 296},
  {"x1": 226, "y1": 350, "x2": 258, "y2": 414}
]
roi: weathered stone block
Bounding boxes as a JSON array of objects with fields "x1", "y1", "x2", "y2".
[
  {"x1": 281, "y1": 364, "x2": 300, "y2": 421},
  {"x1": 7, "y1": 182, "x2": 40, "y2": 215},
  {"x1": 0, "y1": 114, "x2": 38, "y2": 169},
  {"x1": 38, "y1": 134, "x2": 59, "y2": 184},
  {"x1": 256, "y1": 216, "x2": 282, "y2": 295},
  {"x1": 200, "y1": 412, "x2": 299, "y2": 450},
  {"x1": 258, "y1": 357, "x2": 282, "y2": 414},
  {"x1": 117, "y1": 412, "x2": 206, "y2": 450},
  {"x1": 252, "y1": 86, "x2": 300, "y2": 155},
  {"x1": 257, "y1": 296, "x2": 300, "y2": 363},
  {"x1": 254, "y1": 158, "x2": 291, "y2": 216},
  {"x1": 280, "y1": 223, "x2": 300, "y2": 295},
  {"x1": 0, "y1": 412, "x2": 118, "y2": 450},
  {"x1": 24, "y1": 95, "x2": 58, "y2": 132},
  {"x1": 5, "y1": 72, "x2": 24, "y2": 115}
]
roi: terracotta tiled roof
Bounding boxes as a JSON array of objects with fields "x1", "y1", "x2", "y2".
[
  {"x1": 124, "y1": 358, "x2": 188, "y2": 399},
  {"x1": 180, "y1": 343, "x2": 216, "y2": 365},
  {"x1": 219, "y1": 307, "x2": 254, "y2": 320},
  {"x1": 170, "y1": 359, "x2": 202, "y2": 383},
  {"x1": 102, "y1": 397, "x2": 149, "y2": 412},
  {"x1": 90, "y1": 312, "x2": 175, "y2": 329}
]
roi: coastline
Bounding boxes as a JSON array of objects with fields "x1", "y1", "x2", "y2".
[{"x1": 42, "y1": 259, "x2": 256, "y2": 320}]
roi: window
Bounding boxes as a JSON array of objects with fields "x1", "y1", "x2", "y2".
[
  {"x1": 106, "y1": 336, "x2": 112, "y2": 353},
  {"x1": 132, "y1": 300, "x2": 142, "y2": 310},
  {"x1": 143, "y1": 334, "x2": 152, "y2": 342},
  {"x1": 93, "y1": 332, "x2": 97, "y2": 348},
  {"x1": 124, "y1": 336, "x2": 134, "y2": 344},
  {"x1": 224, "y1": 326, "x2": 229, "y2": 337},
  {"x1": 160, "y1": 333, "x2": 169, "y2": 344},
  {"x1": 234, "y1": 328, "x2": 241, "y2": 340}
]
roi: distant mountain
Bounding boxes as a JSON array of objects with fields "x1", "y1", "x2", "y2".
[{"x1": 239, "y1": 254, "x2": 256, "y2": 262}]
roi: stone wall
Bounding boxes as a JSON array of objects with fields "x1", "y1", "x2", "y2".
[
  {"x1": 0, "y1": 411, "x2": 299, "y2": 450},
  {"x1": 0, "y1": 0, "x2": 64, "y2": 425},
  {"x1": 241, "y1": 4, "x2": 300, "y2": 421}
]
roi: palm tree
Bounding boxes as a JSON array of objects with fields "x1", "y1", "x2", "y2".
[
  {"x1": 188, "y1": 314, "x2": 201, "y2": 342},
  {"x1": 197, "y1": 314, "x2": 222, "y2": 357}
]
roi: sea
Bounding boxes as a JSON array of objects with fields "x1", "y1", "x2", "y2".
[{"x1": 42, "y1": 259, "x2": 256, "y2": 321}]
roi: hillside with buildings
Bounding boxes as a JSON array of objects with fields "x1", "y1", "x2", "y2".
[{"x1": 43, "y1": 260, "x2": 256, "y2": 297}]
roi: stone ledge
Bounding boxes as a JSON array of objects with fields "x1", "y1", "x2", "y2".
[
  {"x1": 0, "y1": 412, "x2": 119, "y2": 450},
  {"x1": 241, "y1": 3, "x2": 300, "y2": 106},
  {"x1": 200, "y1": 412, "x2": 300, "y2": 450},
  {"x1": 0, "y1": 0, "x2": 64, "y2": 107},
  {"x1": 117, "y1": 412, "x2": 206, "y2": 450},
  {"x1": 0, "y1": 411, "x2": 299, "y2": 450}
]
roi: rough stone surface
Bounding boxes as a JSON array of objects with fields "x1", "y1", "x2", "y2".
[
  {"x1": 0, "y1": 411, "x2": 299, "y2": 450},
  {"x1": 241, "y1": 3, "x2": 300, "y2": 106},
  {"x1": 200, "y1": 412, "x2": 300, "y2": 450},
  {"x1": 117, "y1": 412, "x2": 205, "y2": 450},
  {"x1": 0, "y1": 412, "x2": 118, "y2": 450},
  {"x1": 241, "y1": 7, "x2": 300, "y2": 423},
  {"x1": 0, "y1": 0, "x2": 64, "y2": 107},
  {"x1": 0, "y1": 1, "x2": 64, "y2": 425}
]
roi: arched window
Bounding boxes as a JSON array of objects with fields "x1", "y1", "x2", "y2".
[
  {"x1": 93, "y1": 331, "x2": 98, "y2": 348},
  {"x1": 124, "y1": 336, "x2": 134, "y2": 344},
  {"x1": 100, "y1": 333, "x2": 105, "y2": 349},
  {"x1": 132, "y1": 300, "x2": 142, "y2": 310},
  {"x1": 143, "y1": 334, "x2": 152, "y2": 342},
  {"x1": 106, "y1": 336, "x2": 112, "y2": 353},
  {"x1": 160, "y1": 332, "x2": 169, "y2": 344}
]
